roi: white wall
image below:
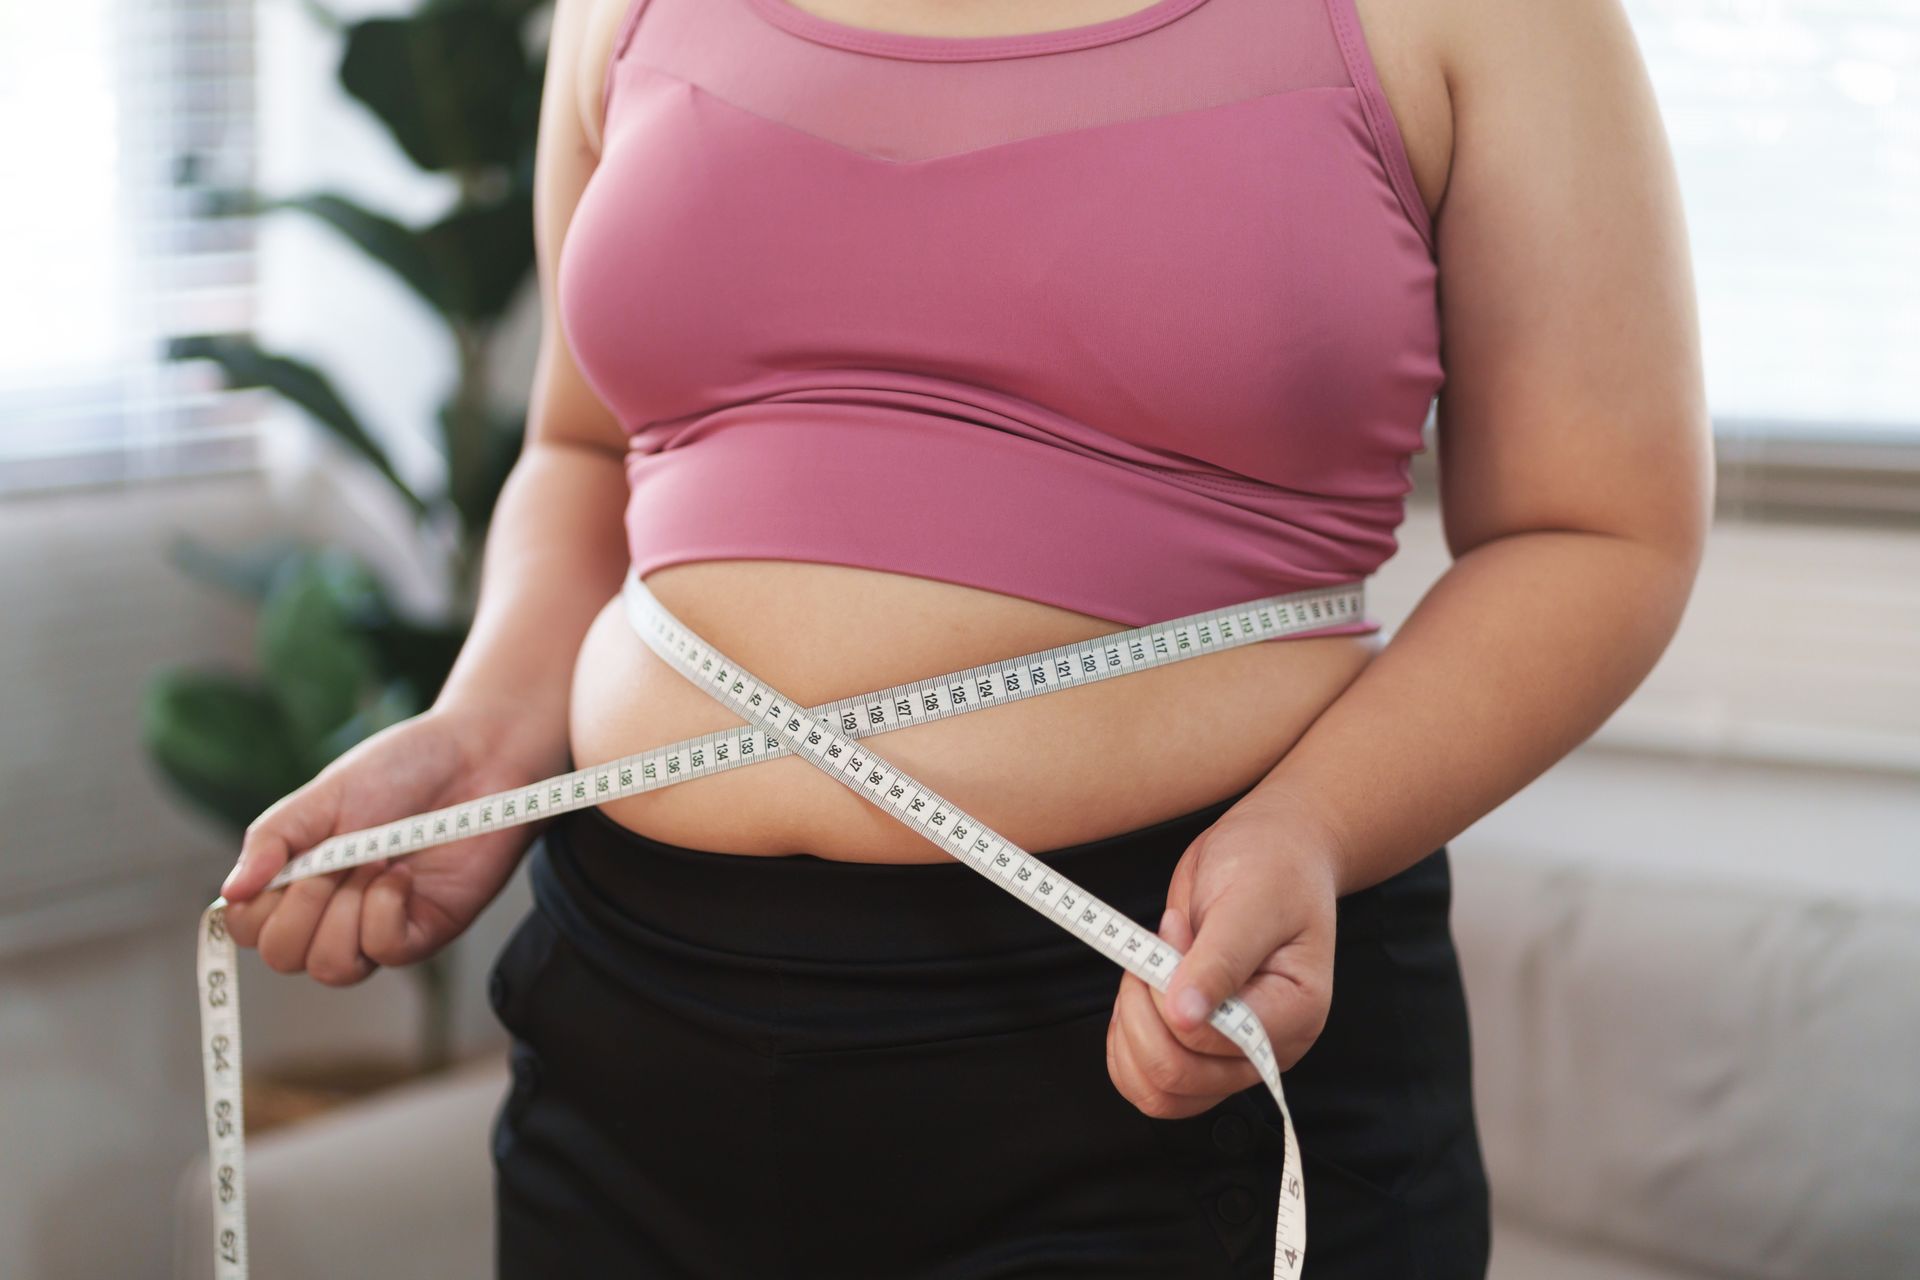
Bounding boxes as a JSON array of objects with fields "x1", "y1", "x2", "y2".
[{"x1": 1372, "y1": 496, "x2": 1920, "y2": 882}]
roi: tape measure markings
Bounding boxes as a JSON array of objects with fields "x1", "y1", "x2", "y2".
[
  {"x1": 262, "y1": 573, "x2": 1365, "y2": 888},
  {"x1": 625, "y1": 580, "x2": 1308, "y2": 1278},
  {"x1": 197, "y1": 569, "x2": 1360, "y2": 1277}
]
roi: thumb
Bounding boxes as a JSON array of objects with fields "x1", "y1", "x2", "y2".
[
  {"x1": 222, "y1": 780, "x2": 340, "y2": 902},
  {"x1": 1164, "y1": 890, "x2": 1286, "y2": 1034},
  {"x1": 361, "y1": 863, "x2": 419, "y2": 967}
]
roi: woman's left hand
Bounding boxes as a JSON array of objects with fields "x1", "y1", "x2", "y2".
[{"x1": 1106, "y1": 791, "x2": 1343, "y2": 1119}]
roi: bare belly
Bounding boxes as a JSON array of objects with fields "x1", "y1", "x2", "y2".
[{"x1": 568, "y1": 560, "x2": 1380, "y2": 863}]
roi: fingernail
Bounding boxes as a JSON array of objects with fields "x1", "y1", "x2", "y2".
[
  {"x1": 220, "y1": 861, "x2": 241, "y2": 896},
  {"x1": 1175, "y1": 988, "x2": 1210, "y2": 1026},
  {"x1": 1159, "y1": 907, "x2": 1177, "y2": 935}
]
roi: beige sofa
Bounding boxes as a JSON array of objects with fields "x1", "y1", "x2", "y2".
[{"x1": 175, "y1": 845, "x2": 1920, "y2": 1279}]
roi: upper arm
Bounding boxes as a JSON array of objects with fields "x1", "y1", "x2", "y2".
[
  {"x1": 525, "y1": 0, "x2": 627, "y2": 457},
  {"x1": 1427, "y1": 0, "x2": 1714, "y2": 567}
]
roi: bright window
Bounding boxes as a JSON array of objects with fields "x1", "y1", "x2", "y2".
[
  {"x1": 1626, "y1": 0, "x2": 1919, "y2": 440},
  {"x1": 0, "y1": 0, "x2": 259, "y2": 491}
]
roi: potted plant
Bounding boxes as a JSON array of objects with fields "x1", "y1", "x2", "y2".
[{"x1": 142, "y1": 0, "x2": 551, "y2": 1131}]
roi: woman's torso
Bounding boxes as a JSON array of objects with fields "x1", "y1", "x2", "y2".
[{"x1": 563, "y1": 0, "x2": 1451, "y2": 865}]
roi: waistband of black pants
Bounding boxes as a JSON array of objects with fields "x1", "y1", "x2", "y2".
[{"x1": 529, "y1": 789, "x2": 1255, "y2": 968}]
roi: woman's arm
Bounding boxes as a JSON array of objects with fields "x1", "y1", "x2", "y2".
[
  {"x1": 1242, "y1": 0, "x2": 1712, "y2": 896},
  {"x1": 432, "y1": 0, "x2": 633, "y2": 775},
  {"x1": 219, "y1": 0, "x2": 634, "y2": 977},
  {"x1": 1109, "y1": 0, "x2": 1711, "y2": 1114}
]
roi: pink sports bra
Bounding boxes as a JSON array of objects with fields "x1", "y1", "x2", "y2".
[{"x1": 559, "y1": 0, "x2": 1441, "y2": 634}]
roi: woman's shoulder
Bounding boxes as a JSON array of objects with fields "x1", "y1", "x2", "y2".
[
  {"x1": 557, "y1": 0, "x2": 642, "y2": 158},
  {"x1": 1353, "y1": 0, "x2": 1651, "y2": 230},
  {"x1": 1347, "y1": 0, "x2": 1456, "y2": 223}
]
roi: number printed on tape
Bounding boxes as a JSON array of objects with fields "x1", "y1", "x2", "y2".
[{"x1": 195, "y1": 567, "x2": 1365, "y2": 1278}]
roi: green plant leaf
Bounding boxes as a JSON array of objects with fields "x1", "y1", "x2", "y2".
[
  {"x1": 420, "y1": 189, "x2": 535, "y2": 322},
  {"x1": 257, "y1": 551, "x2": 381, "y2": 751},
  {"x1": 167, "y1": 334, "x2": 430, "y2": 518},
  {"x1": 165, "y1": 532, "x2": 308, "y2": 605},
  {"x1": 439, "y1": 400, "x2": 527, "y2": 552},
  {"x1": 140, "y1": 670, "x2": 311, "y2": 835},
  {"x1": 296, "y1": 0, "x2": 345, "y2": 32},
  {"x1": 316, "y1": 676, "x2": 426, "y2": 764},
  {"x1": 339, "y1": 11, "x2": 533, "y2": 172},
  {"x1": 271, "y1": 192, "x2": 449, "y2": 315},
  {"x1": 359, "y1": 613, "x2": 471, "y2": 709},
  {"x1": 423, "y1": 0, "x2": 549, "y2": 22}
]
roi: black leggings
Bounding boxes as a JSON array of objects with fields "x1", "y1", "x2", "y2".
[{"x1": 487, "y1": 791, "x2": 1490, "y2": 1278}]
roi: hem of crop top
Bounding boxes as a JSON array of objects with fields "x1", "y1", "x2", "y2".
[
  {"x1": 621, "y1": 418, "x2": 1386, "y2": 636},
  {"x1": 629, "y1": 545, "x2": 1385, "y2": 643}
]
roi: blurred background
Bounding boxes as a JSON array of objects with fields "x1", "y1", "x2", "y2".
[{"x1": 0, "y1": 1, "x2": 1914, "y2": 1277}]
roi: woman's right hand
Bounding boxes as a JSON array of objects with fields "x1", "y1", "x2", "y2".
[{"x1": 219, "y1": 701, "x2": 562, "y2": 987}]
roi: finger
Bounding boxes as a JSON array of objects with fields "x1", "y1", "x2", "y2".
[
  {"x1": 256, "y1": 872, "x2": 347, "y2": 975},
  {"x1": 1250, "y1": 921, "x2": 1339, "y2": 1072},
  {"x1": 1174, "y1": 920, "x2": 1336, "y2": 1073},
  {"x1": 1116, "y1": 971, "x2": 1262, "y2": 1096},
  {"x1": 1148, "y1": 902, "x2": 1244, "y2": 1057},
  {"x1": 1109, "y1": 985, "x2": 1257, "y2": 1119},
  {"x1": 1124, "y1": 964, "x2": 1245, "y2": 1067},
  {"x1": 1109, "y1": 1006, "x2": 1189, "y2": 1118},
  {"x1": 306, "y1": 862, "x2": 386, "y2": 987},
  {"x1": 1158, "y1": 903, "x2": 1194, "y2": 952},
  {"x1": 222, "y1": 886, "x2": 285, "y2": 950},
  {"x1": 360, "y1": 863, "x2": 419, "y2": 968},
  {"x1": 222, "y1": 780, "x2": 342, "y2": 903},
  {"x1": 1109, "y1": 997, "x2": 1191, "y2": 1119},
  {"x1": 1163, "y1": 883, "x2": 1305, "y2": 1039}
]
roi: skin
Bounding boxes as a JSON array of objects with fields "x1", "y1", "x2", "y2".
[{"x1": 222, "y1": 0, "x2": 1710, "y2": 1126}]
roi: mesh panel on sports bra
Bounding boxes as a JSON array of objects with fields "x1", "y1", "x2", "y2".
[{"x1": 607, "y1": 0, "x2": 1355, "y2": 165}]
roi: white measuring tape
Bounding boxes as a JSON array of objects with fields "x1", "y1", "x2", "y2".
[{"x1": 198, "y1": 566, "x2": 1369, "y2": 1278}]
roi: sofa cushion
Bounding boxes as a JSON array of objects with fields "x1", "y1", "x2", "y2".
[
  {"x1": 1489, "y1": 1210, "x2": 1721, "y2": 1280},
  {"x1": 1451, "y1": 848, "x2": 1920, "y2": 1280},
  {"x1": 173, "y1": 1055, "x2": 510, "y2": 1280}
]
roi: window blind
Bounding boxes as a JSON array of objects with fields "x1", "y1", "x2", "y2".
[{"x1": 0, "y1": 0, "x2": 259, "y2": 493}]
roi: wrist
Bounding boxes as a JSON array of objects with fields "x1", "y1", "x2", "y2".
[
  {"x1": 425, "y1": 695, "x2": 571, "y2": 782},
  {"x1": 1233, "y1": 774, "x2": 1356, "y2": 897}
]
